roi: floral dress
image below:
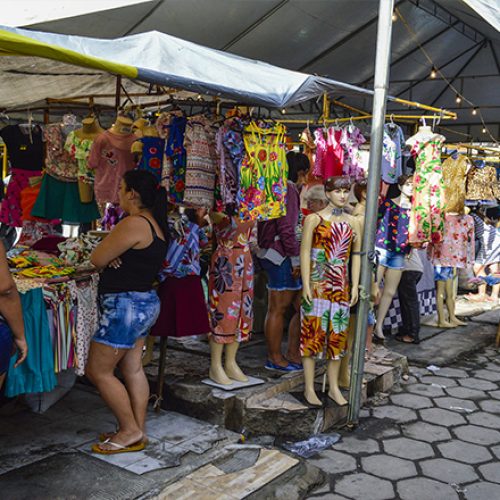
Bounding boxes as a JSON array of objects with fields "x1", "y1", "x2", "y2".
[
  {"x1": 300, "y1": 217, "x2": 354, "y2": 360},
  {"x1": 209, "y1": 217, "x2": 255, "y2": 344},
  {"x1": 407, "y1": 133, "x2": 445, "y2": 245},
  {"x1": 238, "y1": 122, "x2": 288, "y2": 221},
  {"x1": 165, "y1": 115, "x2": 187, "y2": 204},
  {"x1": 136, "y1": 136, "x2": 165, "y2": 184},
  {"x1": 342, "y1": 126, "x2": 366, "y2": 180}
]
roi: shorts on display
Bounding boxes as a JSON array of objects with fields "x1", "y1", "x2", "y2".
[
  {"x1": 376, "y1": 247, "x2": 405, "y2": 270},
  {"x1": 259, "y1": 256, "x2": 302, "y2": 291},
  {"x1": 93, "y1": 290, "x2": 160, "y2": 349},
  {"x1": 434, "y1": 266, "x2": 454, "y2": 281}
]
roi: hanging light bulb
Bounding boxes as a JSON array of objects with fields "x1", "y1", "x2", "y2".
[
  {"x1": 430, "y1": 67, "x2": 437, "y2": 79},
  {"x1": 455, "y1": 94, "x2": 462, "y2": 104},
  {"x1": 281, "y1": 108, "x2": 287, "y2": 114},
  {"x1": 482, "y1": 127, "x2": 487, "y2": 133},
  {"x1": 392, "y1": 12, "x2": 398, "y2": 22},
  {"x1": 472, "y1": 107, "x2": 477, "y2": 115}
]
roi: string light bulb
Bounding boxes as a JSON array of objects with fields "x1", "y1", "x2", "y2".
[
  {"x1": 455, "y1": 94, "x2": 462, "y2": 104},
  {"x1": 430, "y1": 67, "x2": 437, "y2": 79},
  {"x1": 482, "y1": 127, "x2": 487, "y2": 133},
  {"x1": 392, "y1": 12, "x2": 398, "y2": 22},
  {"x1": 281, "y1": 108, "x2": 287, "y2": 114},
  {"x1": 472, "y1": 107, "x2": 477, "y2": 115}
]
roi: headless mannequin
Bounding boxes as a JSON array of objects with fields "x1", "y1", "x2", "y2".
[
  {"x1": 301, "y1": 188, "x2": 361, "y2": 406},
  {"x1": 76, "y1": 116, "x2": 104, "y2": 140},
  {"x1": 133, "y1": 118, "x2": 148, "y2": 138},
  {"x1": 374, "y1": 179, "x2": 413, "y2": 341},
  {"x1": 208, "y1": 212, "x2": 249, "y2": 385},
  {"x1": 132, "y1": 125, "x2": 159, "y2": 161},
  {"x1": 434, "y1": 209, "x2": 468, "y2": 328},
  {"x1": 110, "y1": 115, "x2": 133, "y2": 136},
  {"x1": 339, "y1": 189, "x2": 374, "y2": 388}
]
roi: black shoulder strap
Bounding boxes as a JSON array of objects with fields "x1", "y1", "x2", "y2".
[{"x1": 138, "y1": 215, "x2": 157, "y2": 238}]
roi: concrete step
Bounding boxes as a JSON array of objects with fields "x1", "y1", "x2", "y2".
[{"x1": 144, "y1": 336, "x2": 407, "y2": 440}]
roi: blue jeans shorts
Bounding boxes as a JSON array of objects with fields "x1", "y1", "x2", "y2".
[
  {"x1": 377, "y1": 248, "x2": 405, "y2": 270},
  {"x1": 259, "y1": 257, "x2": 302, "y2": 292},
  {"x1": 0, "y1": 321, "x2": 13, "y2": 375},
  {"x1": 93, "y1": 290, "x2": 160, "y2": 349},
  {"x1": 434, "y1": 266, "x2": 454, "y2": 281}
]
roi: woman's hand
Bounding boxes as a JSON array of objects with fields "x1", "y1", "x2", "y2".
[
  {"x1": 107, "y1": 257, "x2": 122, "y2": 269},
  {"x1": 13, "y1": 336, "x2": 28, "y2": 368}
]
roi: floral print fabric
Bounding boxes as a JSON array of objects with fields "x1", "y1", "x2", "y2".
[
  {"x1": 238, "y1": 122, "x2": 288, "y2": 221},
  {"x1": 64, "y1": 131, "x2": 95, "y2": 184},
  {"x1": 136, "y1": 136, "x2": 165, "y2": 184},
  {"x1": 209, "y1": 217, "x2": 255, "y2": 344},
  {"x1": 342, "y1": 126, "x2": 366, "y2": 180},
  {"x1": 164, "y1": 115, "x2": 187, "y2": 204},
  {"x1": 466, "y1": 163, "x2": 500, "y2": 201},
  {"x1": 313, "y1": 127, "x2": 344, "y2": 180},
  {"x1": 407, "y1": 133, "x2": 445, "y2": 245},
  {"x1": 375, "y1": 198, "x2": 410, "y2": 254},
  {"x1": 44, "y1": 124, "x2": 79, "y2": 181},
  {"x1": 381, "y1": 124, "x2": 406, "y2": 184},
  {"x1": 158, "y1": 216, "x2": 208, "y2": 281},
  {"x1": 300, "y1": 219, "x2": 354, "y2": 360},
  {"x1": 428, "y1": 213, "x2": 474, "y2": 268}
]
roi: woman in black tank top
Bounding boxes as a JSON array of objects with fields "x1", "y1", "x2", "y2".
[{"x1": 86, "y1": 170, "x2": 168, "y2": 455}]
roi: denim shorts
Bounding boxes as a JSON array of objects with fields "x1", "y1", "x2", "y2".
[
  {"x1": 259, "y1": 257, "x2": 302, "y2": 292},
  {"x1": 93, "y1": 290, "x2": 160, "y2": 349},
  {"x1": 0, "y1": 321, "x2": 13, "y2": 375},
  {"x1": 377, "y1": 248, "x2": 405, "y2": 270},
  {"x1": 434, "y1": 266, "x2": 454, "y2": 281}
]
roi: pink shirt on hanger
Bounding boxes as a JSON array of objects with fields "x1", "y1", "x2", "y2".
[{"x1": 88, "y1": 130, "x2": 136, "y2": 205}]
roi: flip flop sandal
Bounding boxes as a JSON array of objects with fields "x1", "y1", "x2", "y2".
[
  {"x1": 91, "y1": 438, "x2": 146, "y2": 455},
  {"x1": 99, "y1": 432, "x2": 149, "y2": 445}
]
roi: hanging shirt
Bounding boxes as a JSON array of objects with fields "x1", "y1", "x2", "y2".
[
  {"x1": 65, "y1": 131, "x2": 97, "y2": 184},
  {"x1": 313, "y1": 127, "x2": 344, "y2": 180},
  {"x1": 466, "y1": 162, "x2": 500, "y2": 202},
  {"x1": 375, "y1": 198, "x2": 410, "y2": 254},
  {"x1": 87, "y1": 130, "x2": 136, "y2": 205},
  {"x1": 342, "y1": 126, "x2": 366, "y2": 180},
  {"x1": 442, "y1": 155, "x2": 469, "y2": 214},
  {"x1": 0, "y1": 124, "x2": 44, "y2": 170},
  {"x1": 381, "y1": 123, "x2": 406, "y2": 184},
  {"x1": 44, "y1": 124, "x2": 79, "y2": 181},
  {"x1": 428, "y1": 213, "x2": 475, "y2": 268},
  {"x1": 136, "y1": 136, "x2": 165, "y2": 183}
]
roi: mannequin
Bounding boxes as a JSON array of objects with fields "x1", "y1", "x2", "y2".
[
  {"x1": 132, "y1": 118, "x2": 148, "y2": 138},
  {"x1": 72, "y1": 116, "x2": 104, "y2": 203},
  {"x1": 110, "y1": 115, "x2": 133, "y2": 136},
  {"x1": 374, "y1": 176, "x2": 413, "y2": 342},
  {"x1": 208, "y1": 212, "x2": 254, "y2": 385},
  {"x1": 300, "y1": 176, "x2": 361, "y2": 406}
]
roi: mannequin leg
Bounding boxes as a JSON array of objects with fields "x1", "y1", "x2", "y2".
[
  {"x1": 436, "y1": 281, "x2": 454, "y2": 328},
  {"x1": 224, "y1": 341, "x2": 248, "y2": 382},
  {"x1": 209, "y1": 339, "x2": 232, "y2": 385},
  {"x1": 375, "y1": 268, "x2": 403, "y2": 340},
  {"x1": 285, "y1": 293, "x2": 302, "y2": 365},
  {"x1": 339, "y1": 316, "x2": 355, "y2": 388},
  {"x1": 303, "y1": 357, "x2": 322, "y2": 406},
  {"x1": 326, "y1": 359, "x2": 347, "y2": 406},
  {"x1": 446, "y1": 278, "x2": 466, "y2": 326}
]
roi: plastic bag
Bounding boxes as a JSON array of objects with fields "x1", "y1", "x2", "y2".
[{"x1": 282, "y1": 433, "x2": 341, "y2": 458}]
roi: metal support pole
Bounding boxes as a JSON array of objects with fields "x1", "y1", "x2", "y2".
[{"x1": 347, "y1": 0, "x2": 395, "y2": 426}]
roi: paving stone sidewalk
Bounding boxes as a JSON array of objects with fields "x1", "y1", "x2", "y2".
[{"x1": 305, "y1": 345, "x2": 500, "y2": 500}]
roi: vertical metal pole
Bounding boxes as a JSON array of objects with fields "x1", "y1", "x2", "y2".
[{"x1": 347, "y1": 0, "x2": 395, "y2": 426}]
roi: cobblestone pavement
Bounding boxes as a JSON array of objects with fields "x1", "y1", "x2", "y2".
[{"x1": 305, "y1": 346, "x2": 500, "y2": 500}]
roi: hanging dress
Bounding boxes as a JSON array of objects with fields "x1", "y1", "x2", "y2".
[
  {"x1": 136, "y1": 136, "x2": 165, "y2": 183},
  {"x1": 165, "y1": 115, "x2": 188, "y2": 204},
  {"x1": 183, "y1": 116, "x2": 217, "y2": 208},
  {"x1": 342, "y1": 126, "x2": 366, "y2": 180},
  {"x1": 208, "y1": 217, "x2": 255, "y2": 344},
  {"x1": 300, "y1": 218, "x2": 354, "y2": 360},
  {"x1": 407, "y1": 133, "x2": 446, "y2": 245},
  {"x1": 441, "y1": 155, "x2": 469, "y2": 213},
  {"x1": 238, "y1": 122, "x2": 288, "y2": 221}
]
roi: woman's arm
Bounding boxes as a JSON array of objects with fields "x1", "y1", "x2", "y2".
[
  {"x1": 0, "y1": 242, "x2": 27, "y2": 367},
  {"x1": 90, "y1": 216, "x2": 144, "y2": 269}
]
